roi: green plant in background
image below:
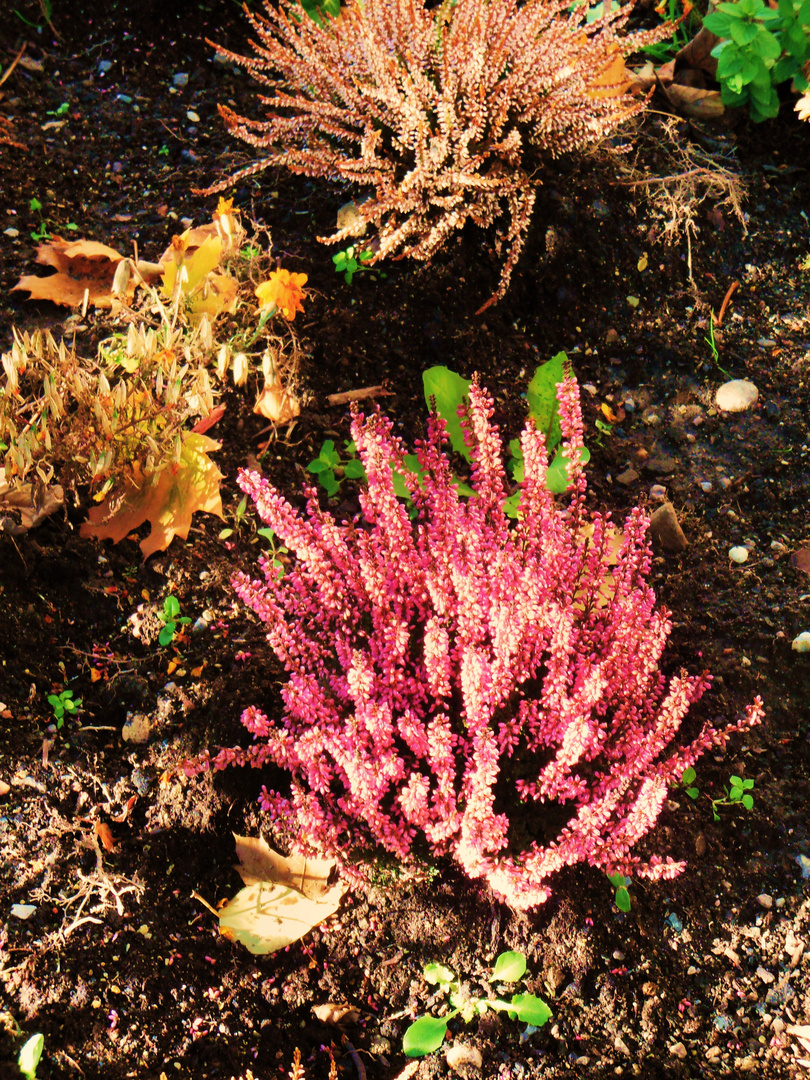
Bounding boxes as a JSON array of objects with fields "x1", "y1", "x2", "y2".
[
  {"x1": 293, "y1": 0, "x2": 341, "y2": 26},
  {"x1": 710, "y1": 774, "x2": 755, "y2": 820},
  {"x1": 47, "y1": 689, "x2": 81, "y2": 729},
  {"x1": 307, "y1": 438, "x2": 367, "y2": 496},
  {"x1": 158, "y1": 594, "x2": 192, "y2": 647},
  {"x1": 29, "y1": 196, "x2": 78, "y2": 242},
  {"x1": 403, "y1": 951, "x2": 551, "y2": 1058},
  {"x1": 256, "y1": 527, "x2": 289, "y2": 575},
  {"x1": 332, "y1": 245, "x2": 375, "y2": 284},
  {"x1": 704, "y1": 0, "x2": 810, "y2": 122},
  {"x1": 641, "y1": 0, "x2": 701, "y2": 63},
  {"x1": 677, "y1": 767, "x2": 754, "y2": 819},
  {"x1": 703, "y1": 313, "x2": 732, "y2": 377},
  {"x1": 607, "y1": 872, "x2": 632, "y2": 911},
  {"x1": 17, "y1": 1033, "x2": 44, "y2": 1080}
]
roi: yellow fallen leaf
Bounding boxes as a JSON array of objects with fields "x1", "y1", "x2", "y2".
[
  {"x1": 218, "y1": 880, "x2": 343, "y2": 956},
  {"x1": 79, "y1": 432, "x2": 224, "y2": 558},
  {"x1": 233, "y1": 833, "x2": 341, "y2": 902}
]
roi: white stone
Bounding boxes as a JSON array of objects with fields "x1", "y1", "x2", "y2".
[
  {"x1": 715, "y1": 380, "x2": 758, "y2": 413},
  {"x1": 792, "y1": 632, "x2": 810, "y2": 653},
  {"x1": 729, "y1": 546, "x2": 749, "y2": 564},
  {"x1": 446, "y1": 1043, "x2": 483, "y2": 1072}
]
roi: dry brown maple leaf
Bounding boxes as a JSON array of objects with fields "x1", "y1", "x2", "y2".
[
  {"x1": 12, "y1": 237, "x2": 160, "y2": 309},
  {"x1": 79, "y1": 432, "x2": 224, "y2": 558}
]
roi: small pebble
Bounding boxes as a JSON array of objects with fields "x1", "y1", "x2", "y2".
[
  {"x1": 616, "y1": 468, "x2": 639, "y2": 486},
  {"x1": 756, "y1": 893, "x2": 773, "y2": 909},
  {"x1": 699, "y1": 481, "x2": 713, "y2": 493},
  {"x1": 791, "y1": 632, "x2": 810, "y2": 653},
  {"x1": 98, "y1": 60, "x2": 113, "y2": 73},
  {"x1": 729, "y1": 546, "x2": 749, "y2": 564},
  {"x1": 116, "y1": 93, "x2": 133, "y2": 104},
  {"x1": 756, "y1": 966, "x2": 775, "y2": 984},
  {"x1": 173, "y1": 72, "x2": 189, "y2": 87},
  {"x1": 187, "y1": 110, "x2": 200, "y2": 122},
  {"x1": 670, "y1": 1041, "x2": 687, "y2": 1059},
  {"x1": 650, "y1": 502, "x2": 688, "y2": 553},
  {"x1": 715, "y1": 379, "x2": 758, "y2": 413},
  {"x1": 649, "y1": 484, "x2": 667, "y2": 502},
  {"x1": 4, "y1": 227, "x2": 19, "y2": 238}
]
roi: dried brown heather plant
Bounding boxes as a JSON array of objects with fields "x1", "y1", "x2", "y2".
[{"x1": 203, "y1": 0, "x2": 671, "y2": 309}]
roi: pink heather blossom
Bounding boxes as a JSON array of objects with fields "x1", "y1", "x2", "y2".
[{"x1": 195, "y1": 375, "x2": 763, "y2": 910}]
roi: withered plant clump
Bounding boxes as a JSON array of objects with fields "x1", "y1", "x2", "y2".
[
  {"x1": 191, "y1": 378, "x2": 763, "y2": 910},
  {"x1": 202, "y1": 0, "x2": 673, "y2": 310}
]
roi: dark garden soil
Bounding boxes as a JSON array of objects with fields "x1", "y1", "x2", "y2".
[{"x1": 1, "y1": 1, "x2": 810, "y2": 1078}]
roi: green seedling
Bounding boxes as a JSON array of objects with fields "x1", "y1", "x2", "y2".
[
  {"x1": 46, "y1": 102, "x2": 69, "y2": 117},
  {"x1": 13, "y1": 0, "x2": 53, "y2": 30},
  {"x1": 240, "y1": 244, "x2": 262, "y2": 260},
  {"x1": 47, "y1": 689, "x2": 81, "y2": 729},
  {"x1": 710, "y1": 774, "x2": 755, "y2": 821},
  {"x1": 332, "y1": 245, "x2": 375, "y2": 284},
  {"x1": 18, "y1": 1033, "x2": 44, "y2": 1080},
  {"x1": 219, "y1": 494, "x2": 250, "y2": 540},
  {"x1": 307, "y1": 439, "x2": 367, "y2": 497},
  {"x1": 607, "y1": 872, "x2": 632, "y2": 912},
  {"x1": 680, "y1": 766, "x2": 700, "y2": 800},
  {"x1": 158, "y1": 594, "x2": 192, "y2": 647},
  {"x1": 403, "y1": 950, "x2": 551, "y2": 1058},
  {"x1": 29, "y1": 196, "x2": 78, "y2": 241},
  {"x1": 256, "y1": 527, "x2": 288, "y2": 576},
  {"x1": 158, "y1": 144, "x2": 170, "y2": 157},
  {"x1": 703, "y1": 313, "x2": 732, "y2": 378}
]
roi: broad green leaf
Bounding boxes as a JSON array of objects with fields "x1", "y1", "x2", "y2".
[
  {"x1": 164, "y1": 595, "x2": 180, "y2": 619},
  {"x1": 615, "y1": 886, "x2": 632, "y2": 912},
  {"x1": 402, "y1": 1015, "x2": 450, "y2": 1057},
  {"x1": 343, "y1": 459, "x2": 367, "y2": 480},
  {"x1": 681, "y1": 767, "x2": 696, "y2": 785},
  {"x1": 730, "y1": 19, "x2": 761, "y2": 44},
  {"x1": 505, "y1": 994, "x2": 552, "y2": 1026},
  {"x1": 545, "y1": 446, "x2": 590, "y2": 493},
  {"x1": 424, "y1": 962, "x2": 456, "y2": 986},
  {"x1": 742, "y1": 794, "x2": 754, "y2": 810},
  {"x1": 492, "y1": 951, "x2": 527, "y2": 983},
  {"x1": 18, "y1": 1034, "x2": 44, "y2": 1080},
  {"x1": 704, "y1": 11, "x2": 735, "y2": 34},
  {"x1": 526, "y1": 353, "x2": 566, "y2": 449},
  {"x1": 422, "y1": 366, "x2": 471, "y2": 457}
]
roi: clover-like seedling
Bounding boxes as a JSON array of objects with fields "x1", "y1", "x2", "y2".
[
  {"x1": 47, "y1": 689, "x2": 82, "y2": 730},
  {"x1": 711, "y1": 774, "x2": 755, "y2": 822},
  {"x1": 307, "y1": 439, "x2": 366, "y2": 497},
  {"x1": 332, "y1": 245, "x2": 375, "y2": 284},
  {"x1": 158, "y1": 594, "x2": 192, "y2": 647},
  {"x1": 402, "y1": 950, "x2": 551, "y2": 1058}
]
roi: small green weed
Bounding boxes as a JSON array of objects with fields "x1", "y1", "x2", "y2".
[
  {"x1": 307, "y1": 439, "x2": 367, "y2": 497},
  {"x1": 677, "y1": 767, "x2": 755, "y2": 820},
  {"x1": 607, "y1": 872, "x2": 632, "y2": 912},
  {"x1": 332, "y1": 245, "x2": 375, "y2": 284},
  {"x1": 403, "y1": 951, "x2": 551, "y2": 1058},
  {"x1": 158, "y1": 594, "x2": 192, "y2": 647},
  {"x1": 29, "y1": 196, "x2": 78, "y2": 242},
  {"x1": 47, "y1": 689, "x2": 81, "y2": 729}
]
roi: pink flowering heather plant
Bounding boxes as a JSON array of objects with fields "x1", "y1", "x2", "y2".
[{"x1": 191, "y1": 376, "x2": 763, "y2": 910}]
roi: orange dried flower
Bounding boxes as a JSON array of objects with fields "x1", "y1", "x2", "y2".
[{"x1": 255, "y1": 269, "x2": 308, "y2": 320}]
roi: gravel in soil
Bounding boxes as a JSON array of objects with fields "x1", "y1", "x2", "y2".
[{"x1": 1, "y1": 1, "x2": 810, "y2": 1078}]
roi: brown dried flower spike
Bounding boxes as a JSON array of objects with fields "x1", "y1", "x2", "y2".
[{"x1": 202, "y1": 0, "x2": 671, "y2": 309}]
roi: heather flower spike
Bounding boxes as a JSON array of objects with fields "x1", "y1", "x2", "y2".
[{"x1": 200, "y1": 375, "x2": 763, "y2": 910}]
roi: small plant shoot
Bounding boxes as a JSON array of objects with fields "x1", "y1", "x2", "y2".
[
  {"x1": 402, "y1": 950, "x2": 551, "y2": 1058},
  {"x1": 158, "y1": 595, "x2": 192, "y2": 647}
]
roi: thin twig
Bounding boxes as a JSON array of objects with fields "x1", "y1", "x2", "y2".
[
  {"x1": 715, "y1": 280, "x2": 739, "y2": 326},
  {"x1": 0, "y1": 44, "x2": 27, "y2": 89}
]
